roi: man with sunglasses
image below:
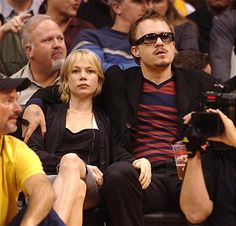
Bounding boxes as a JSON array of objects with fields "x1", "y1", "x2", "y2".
[
  {"x1": 101, "y1": 9, "x2": 216, "y2": 226},
  {"x1": 21, "y1": 9, "x2": 217, "y2": 226}
]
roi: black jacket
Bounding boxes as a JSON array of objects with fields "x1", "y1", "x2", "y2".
[
  {"x1": 28, "y1": 66, "x2": 216, "y2": 164},
  {"x1": 99, "y1": 66, "x2": 216, "y2": 151},
  {"x1": 27, "y1": 103, "x2": 134, "y2": 174}
]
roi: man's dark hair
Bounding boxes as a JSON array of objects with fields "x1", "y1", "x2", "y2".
[
  {"x1": 173, "y1": 50, "x2": 210, "y2": 72},
  {"x1": 128, "y1": 9, "x2": 175, "y2": 47}
]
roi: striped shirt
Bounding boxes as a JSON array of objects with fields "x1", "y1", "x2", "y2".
[{"x1": 131, "y1": 77, "x2": 178, "y2": 163}]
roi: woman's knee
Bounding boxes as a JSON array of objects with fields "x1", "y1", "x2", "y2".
[{"x1": 59, "y1": 153, "x2": 86, "y2": 177}]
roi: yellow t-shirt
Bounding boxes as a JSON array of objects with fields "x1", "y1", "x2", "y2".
[{"x1": 0, "y1": 135, "x2": 45, "y2": 226}]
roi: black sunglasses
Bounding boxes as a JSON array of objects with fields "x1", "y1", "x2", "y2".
[{"x1": 133, "y1": 32, "x2": 174, "y2": 45}]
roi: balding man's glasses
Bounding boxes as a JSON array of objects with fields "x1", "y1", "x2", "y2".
[{"x1": 134, "y1": 32, "x2": 174, "y2": 45}]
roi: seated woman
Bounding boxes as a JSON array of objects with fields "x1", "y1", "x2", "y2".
[
  {"x1": 27, "y1": 49, "x2": 127, "y2": 225},
  {"x1": 149, "y1": 0, "x2": 199, "y2": 51}
]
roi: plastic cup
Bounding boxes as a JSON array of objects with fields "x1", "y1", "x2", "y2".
[{"x1": 172, "y1": 141, "x2": 188, "y2": 180}]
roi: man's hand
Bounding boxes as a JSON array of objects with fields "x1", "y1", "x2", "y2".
[
  {"x1": 0, "y1": 13, "x2": 32, "y2": 35},
  {"x1": 208, "y1": 109, "x2": 236, "y2": 147},
  {"x1": 132, "y1": 158, "x2": 151, "y2": 189},
  {"x1": 22, "y1": 104, "x2": 46, "y2": 143},
  {"x1": 87, "y1": 165, "x2": 103, "y2": 187}
]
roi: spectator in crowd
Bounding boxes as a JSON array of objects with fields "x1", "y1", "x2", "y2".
[
  {"x1": 148, "y1": 0, "x2": 199, "y2": 51},
  {"x1": 209, "y1": 10, "x2": 236, "y2": 82},
  {"x1": 173, "y1": 50, "x2": 211, "y2": 74},
  {"x1": 0, "y1": 0, "x2": 44, "y2": 76},
  {"x1": 187, "y1": 0, "x2": 233, "y2": 54},
  {"x1": 11, "y1": 14, "x2": 67, "y2": 106},
  {"x1": 0, "y1": 0, "x2": 43, "y2": 21},
  {"x1": 0, "y1": 74, "x2": 85, "y2": 226},
  {"x1": 27, "y1": 49, "x2": 133, "y2": 225},
  {"x1": 180, "y1": 109, "x2": 236, "y2": 226},
  {"x1": 21, "y1": 9, "x2": 216, "y2": 226},
  {"x1": 0, "y1": 13, "x2": 31, "y2": 76},
  {"x1": 0, "y1": 0, "x2": 43, "y2": 76},
  {"x1": 0, "y1": 0, "x2": 94, "y2": 76},
  {"x1": 70, "y1": 0, "x2": 148, "y2": 71},
  {"x1": 43, "y1": 0, "x2": 95, "y2": 51},
  {"x1": 77, "y1": 0, "x2": 113, "y2": 28}
]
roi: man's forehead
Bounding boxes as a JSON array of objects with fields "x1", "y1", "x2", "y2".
[
  {"x1": 33, "y1": 20, "x2": 61, "y2": 34},
  {"x1": 31, "y1": 27, "x2": 63, "y2": 41},
  {"x1": 0, "y1": 89, "x2": 17, "y2": 95},
  {"x1": 0, "y1": 89, "x2": 17, "y2": 96},
  {"x1": 137, "y1": 19, "x2": 171, "y2": 34}
]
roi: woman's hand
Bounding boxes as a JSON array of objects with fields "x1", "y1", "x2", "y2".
[
  {"x1": 132, "y1": 158, "x2": 152, "y2": 189},
  {"x1": 87, "y1": 165, "x2": 103, "y2": 187}
]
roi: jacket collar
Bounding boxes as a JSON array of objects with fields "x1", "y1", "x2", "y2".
[
  {"x1": 174, "y1": 67, "x2": 194, "y2": 117},
  {"x1": 124, "y1": 66, "x2": 143, "y2": 114},
  {"x1": 124, "y1": 66, "x2": 193, "y2": 117}
]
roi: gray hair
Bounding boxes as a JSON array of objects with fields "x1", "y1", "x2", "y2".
[{"x1": 21, "y1": 14, "x2": 54, "y2": 46}]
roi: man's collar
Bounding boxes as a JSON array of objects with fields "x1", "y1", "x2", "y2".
[{"x1": 1, "y1": 0, "x2": 44, "y2": 20}]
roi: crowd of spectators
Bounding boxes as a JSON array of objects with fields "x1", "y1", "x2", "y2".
[{"x1": 0, "y1": 1, "x2": 235, "y2": 226}]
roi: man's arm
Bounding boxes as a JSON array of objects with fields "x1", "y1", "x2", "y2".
[
  {"x1": 181, "y1": 109, "x2": 236, "y2": 224},
  {"x1": 180, "y1": 152, "x2": 213, "y2": 224},
  {"x1": 0, "y1": 14, "x2": 31, "y2": 42},
  {"x1": 20, "y1": 174, "x2": 55, "y2": 226},
  {"x1": 22, "y1": 85, "x2": 61, "y2": 142}
]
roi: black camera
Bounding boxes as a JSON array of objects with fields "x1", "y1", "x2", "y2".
[
  {"x1": 188, "y1": 91, "x2": 236, "y2": 138},
  {"x1": 189, "y1": 112, "x2": 224, "y2": 138}
]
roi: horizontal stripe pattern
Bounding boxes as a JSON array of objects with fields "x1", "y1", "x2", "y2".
[{"x1": 131, "y1": 78, "x2": 178, "y2": 163}]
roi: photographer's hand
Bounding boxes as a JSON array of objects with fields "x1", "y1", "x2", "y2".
[
  {"x1": 208, "y1": 109, "x2": 236, "y2": 147},
  {"x1": 182, "y1": 112, "x2": 194, "y2": 124}
]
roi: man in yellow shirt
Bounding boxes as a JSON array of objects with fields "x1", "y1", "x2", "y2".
[{"x1": 0, "y1": 73, "x2": 65, "y2": 226}]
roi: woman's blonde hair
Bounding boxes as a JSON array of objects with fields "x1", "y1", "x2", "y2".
[{"x1": 59, "y1": 49, "x2": 104, "y2": 103}]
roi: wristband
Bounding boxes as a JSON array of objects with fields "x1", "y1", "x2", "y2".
[
  {"x1": 182, "y1": 137, "x2": 206, "y2": 158},
  {"x1": 186, "y1": 143, "x2": 203, "y2": 158}
]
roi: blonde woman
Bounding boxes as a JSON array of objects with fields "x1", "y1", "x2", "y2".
[{"x1": 27, "y1": 49, "x2": 125, "y2": 225}]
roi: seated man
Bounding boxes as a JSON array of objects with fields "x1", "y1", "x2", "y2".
[
  {"x1": 180, "y1": 109, "x2": 236, "y2": 226},
  {"x1": 11, "y1": 14, "x2": 67, "y2": 106},
  {"x1": 22, "y1": 9, "x2": 217, "y2": 226},
  {"x1": 70, "y1": 0, "x2": 147, "y2": 71},
  {"x1": 0, "y1": 73, "x2": 87, "y2": 226}
]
